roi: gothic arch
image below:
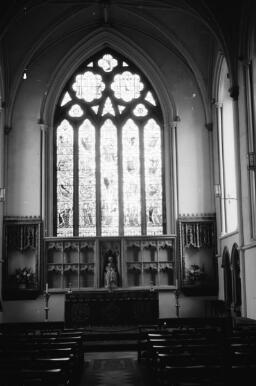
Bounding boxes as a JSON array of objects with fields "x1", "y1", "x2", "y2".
[
  {"x1": 231, "y1": 243, "x2": 242, "y2": 316},
  {"x1": 40, "y1": 29, "x2": 177, "y2": 127},
  {"x1": 41, "y1": 31, "x2": 178, "y2": 235},
  {"x1": 221, "y1": 247, "x2": 232, "y2": 308}
]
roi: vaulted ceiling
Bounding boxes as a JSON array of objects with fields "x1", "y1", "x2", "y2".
[{"x1": 0, "y1": 0, "x2": 253, "y2": 107}]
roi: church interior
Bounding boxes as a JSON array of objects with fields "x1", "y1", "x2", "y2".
[{"x1": 0, "y1": 0, "x2": 256, "y2": 384}]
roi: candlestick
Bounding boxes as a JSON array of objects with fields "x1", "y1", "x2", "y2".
[
  {"x1": 68, "y1": 282, "x2": 72, "y2": 294},
  {"x1": 44, "y1": 284, "x2": 50, "y2": 322},
  {"x1": 174, "y1": 287, "x2": 181, "y2": 318}
]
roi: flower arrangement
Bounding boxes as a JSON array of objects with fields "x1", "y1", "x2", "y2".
[
  {"x1": 15, "y1": 267, "x2": 34, "y2": 286},
  {"x1": 188, "y1": 264, "x2": 204, "y2": 283}
]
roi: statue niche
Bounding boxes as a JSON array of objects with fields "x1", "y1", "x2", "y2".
[{"x1": 102, "y1": 249, "x2": 120, "y2": 290}]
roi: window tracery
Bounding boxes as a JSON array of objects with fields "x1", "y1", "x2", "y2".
[{"x1": 54, "y1": 49, "x2": 164, "y2": 237}]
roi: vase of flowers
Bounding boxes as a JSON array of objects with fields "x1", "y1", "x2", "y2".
[
  {"x1": 188, "y1": 264, "x2": 205, "y2": 284},
  {"x1": 15, "y1": 267, "x2": 34, "y2": 289}
]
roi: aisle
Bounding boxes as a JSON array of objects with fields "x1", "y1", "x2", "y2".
[{"x1": 80, "y1": 351, "x2": 151, "y2": 386}]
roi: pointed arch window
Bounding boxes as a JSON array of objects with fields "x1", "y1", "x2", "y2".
[{"x1": 54, "y1": 50, "x2": 165, "y2": 237}]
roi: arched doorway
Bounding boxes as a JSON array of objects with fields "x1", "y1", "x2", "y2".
[
  {"x1": 231, "y1": 243, "x2": 242, "y2": 316},
  {"x1": 222, "y1": 247, "x2": 232, "y2": 313}
]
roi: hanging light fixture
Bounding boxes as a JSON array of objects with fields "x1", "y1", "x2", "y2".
[
  {"x1": 23, "y1": 68, "x2": 28, "y2": 80},
  {"x1": 214, "y1": 184, "x2": 221, "y2": 198},
  {"x1": 248, "y1": 152, "x2": 256, "y2": 170},
  {"x1": 0, "y1": 187, "x2": 6, "y2": 202}
]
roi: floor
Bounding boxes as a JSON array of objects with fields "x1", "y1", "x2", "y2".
[{"x1": 80, "y1": 351, "x2": 151, "y2": 386}]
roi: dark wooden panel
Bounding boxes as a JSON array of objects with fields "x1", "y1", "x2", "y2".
[{"x1": 65, "y1": 290, "x2": 159, "y2": 326}]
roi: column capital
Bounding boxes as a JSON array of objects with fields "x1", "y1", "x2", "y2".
[
  {"x1": 169, "y1": 116, "x2": 181, "y2": 129},
  {"x1": 215, "y1": 102, "x2": 223, "y2": 109},
  {"x1": 169, "y1": 122, "x2": 177, "y2": 130},
  {"x1": 37, "y1": 119, "x2": 48, "y2": 132}
]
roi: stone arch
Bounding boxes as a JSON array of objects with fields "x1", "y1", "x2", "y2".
[
  {"x1": 41, "y1": 30, "x2": 178, "y2": 235},
  {"x1": 231, "y1": 243, "x2": 241, "y2": 316},
  {"x1": 40, "y1": 28, "x2": 177, "y2": 127},
  {"x1": 221, "y1": 247, "x2": 232, "y2": 309}
]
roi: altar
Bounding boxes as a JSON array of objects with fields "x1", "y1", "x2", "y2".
[{"x1": 65, "y1": 289, "x2": 159, "y2": 327}]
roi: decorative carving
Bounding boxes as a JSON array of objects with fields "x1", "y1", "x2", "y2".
[
  {"x1": 179, "y1": 216, "x2": 217, "y2": 295},
  {"x1": 64, "y1": 264, "x2": 79, "y2": 272},
  {"x1": 80, "y1": 240, "x2": 95, "y2": 250},
  {"x1": 80, "y1": 264, "x2": 94, "y2": 272},
  {"x1": 48, "y1": 264, "x2": 62, "y2": 272},
  {"x1": 64, "y1": 242, "x2": 79, "y2": 251},
  {"x1": 48, "y1": 242, "x2": 63, "y2": 251},
  {"x1": 141, "y1": 240, "x2": 157, "y2": 249},
  {"x1": 158, "y1": 240, "x2": 173, "y2": 249},
  {"x1": 7, "y1": 223, "x2": 38, "y2": 252},
  {"x1": 3, "y1": 217, "x2": 41, "y2": 300},
  {"x1": 127, "y1": 263, "x2": 142, "y2": 271},
  {"x1": 181, "y1": 222, "x2": 215, "y2": 249},
  {"x1": 45, "y1": 235, "x2": 176, "y2": 290},
  {"x1": 126, "y1": 241, "x2": 141, "y2": 249},
  {"x1": 144, "y1": 263, "x2": 158, "y2": 271},
  {"x1": 159, "y1": 262, "x2": 174, "y2": 270}
]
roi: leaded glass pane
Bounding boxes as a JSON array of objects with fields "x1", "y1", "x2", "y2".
[
  {"x1": 98, "y1": 54, "x2": 118, "y2": 72},
  {"x1": 122, "y1": 119, "x2": 141, "y2": 235},
  {"x1": 144, "y1": 119, "x2": 163, "y2": 235},
  {"x1": 68, "y1": 104, "x2": 84, "y2": 117},
  {"x1": 100, "y1": 119, "x2": 119, "y2": 236},
  {"x1": 61, "y1": 92, "x2": 71, "y2": 106},
  {"x1": 111, "y1": 71, "x2": 144, "y2": 102},
  {"x1": 79, "y1": 119, "x2": 96, "y2": 236},
  {"x1": 72, "y1": 71, "x2": 105, "y2": 102},
  {"x1": 102, "y1": 97, "x2": 115, "y2": 116},
  {"x1": 145, "y1": 91, "x2": 156, "y2": 106},
  {"x1": 133, "y1": 103, "x2": 148, "y2": 117},
  {"x1": 91, "y1": 105, "x2": 99, "y2": 114},
  {"x1": 118, "y1": 105, "x2": 126, "y2": 114},
  {"x1": 56, "y1": 120, "x2": 74, "y2": 237}
]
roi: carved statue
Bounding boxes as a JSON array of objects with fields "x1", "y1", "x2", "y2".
[{"x1": 104, "y1": 255, "x2": 118, "y2": 290}]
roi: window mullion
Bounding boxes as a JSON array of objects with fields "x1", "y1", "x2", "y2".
[
  {"x1": 96, "y1": 125, "x2": 101, "y2": 236},
  {"x1": 53, "y1": 128, "x2": 57, "y2": 236},
  {"x1": 139, "y1": 123, "x2": 147, "y2": 235},
  {"x1": 118, "y1": 123, "x2": 124, "y2": 236},
  {"x1": 73, "y1": 125, "x2": 79, "y2": 236}
]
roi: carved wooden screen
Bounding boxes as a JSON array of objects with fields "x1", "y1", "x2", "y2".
[
  {"x1": 179, "y1": 216, "x2": 218, "y2": 295},
  {"x1": 54, "y1": 49, "x2": 164, "y2": 237}
]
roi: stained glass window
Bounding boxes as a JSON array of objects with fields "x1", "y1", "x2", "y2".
[
  {"x1": 102, "y1": 97, "x2": 115, "y2": 116},
  {"x1": 54, "y1": 50, "x2": 164, "y2": 237},
  {"x1": 68, "y1": 104, "x2": 84, "y2": 117},
  {"x1": 100, "y1": 120, "x2": 119, "y2": 236},
  {"x1": 79, "y1": 120, "x2": 96, "y2": 236},
  {"x1": 144, "y1": 119, "x2": 163, "y2": 235},
  {"x1": 122, "y1": 119, "x2": 141, "y2": 235},
  {"x1": 111, "y1": 71, "x2": 144, "y2": 102},
  {"x1": 56, "y1": 120, "x2": 74, "y2": 237}
]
